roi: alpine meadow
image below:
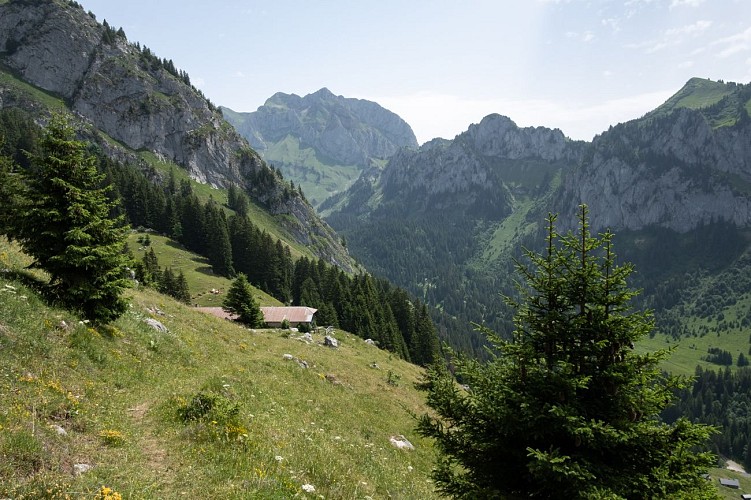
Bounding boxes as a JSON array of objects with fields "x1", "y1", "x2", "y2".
[{"x1": 2, "y1": 0, "x2": 751, "y2": 498}]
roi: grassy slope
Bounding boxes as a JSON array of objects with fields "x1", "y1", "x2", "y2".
[
  {"x1": 0, "y1": 237, "x2": 438, "y2": 499},
  {"x1": 126, "y1": 232, "x2": 282, "y2": 307},
  {"x1": 648, "y1": 77, "x2": 751, "y2": 127},
  {"x1": 265, "y1": 135, "x2": 363, "y2": 208},
  {"x1": 135, "y1": 151, "x2": 313, "y2": 262}
]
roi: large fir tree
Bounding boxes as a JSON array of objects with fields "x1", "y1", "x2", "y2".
[
  {"x1": 417, "y1": 206, "x2": 717, "y2": 499},
  {"x1": 5, "y1": 115, "x2": 131, "y2": 323},
  {"x1": 223, "y1": 273, "x2": 263, "y2": 327}
]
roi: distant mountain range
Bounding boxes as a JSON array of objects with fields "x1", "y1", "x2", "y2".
[
  {"x1": 319, "y1": 78, "x2": 751, "y2": 352},
  {"x1": 221, "y1": 88, "x2": 418, "y2": 208},
  {"x1": 3, "y1": 0, "x2": 751, "y2": 365}
]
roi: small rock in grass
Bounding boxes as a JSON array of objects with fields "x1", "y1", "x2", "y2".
[
  {"x1": 51, "y1": 424, "x2": 67, "y2": 436},
  {"x1": 389, "y1": 435, "x2": 415, "y2": 450},
  {"x1": 324, "y1": 335, "x2": 338, "y2": 348},
  {"x1": 73, "y1": 463, "x2": 93, "y2": 475},
  {"x1": 283, "y1": 353, "x2": 294, "y2": 360},
  {"x1": 144, "y1": 318, "x2": 168, "y2": 333}
]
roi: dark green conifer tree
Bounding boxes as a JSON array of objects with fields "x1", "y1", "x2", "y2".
[
  {"x1": 417, "y1": 206, "x2": 717, "y2": 499},
  {"x1": 5, "y1": 115, "x2": 131, "y2": 323},
  {"x1": 159, "y1": 267, "x2": 176, "y2": 296},
  {"x1": 223, "y1": 273, "x2": 263, "y2": 327},
  {"x1": 0, "y1": 152, "x2": 20, "y2": 235},
  {"x1": 174, "y1": 270, "x2": 191, "y2": 304},
  {"x1": 203, "y1": 201, "x2": 234, "y2": 277}
]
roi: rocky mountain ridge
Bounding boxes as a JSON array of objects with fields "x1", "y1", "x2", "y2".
[
  {"x1": 0, "y1": 0, "x2": 353, "y2": 271},
  {"x1": 224, "y1": 87, "x2": 417, "y2": 166},
  {"x1": 222, "y1": 87, "x2": 418, "y2": 207},
  {"x1": 324, "y1": 78, "x2": 751, "y2": 350}
]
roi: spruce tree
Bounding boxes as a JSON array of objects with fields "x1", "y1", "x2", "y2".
[
  {"x1": 174, "y1": 270, "x2": 191, "y2": 304},
  {"x1": 0, "y1": 152, "x2": 20, "y2": 235},
  {"x1": 6, "y1": 115, "x2": 131, "y2": 323},
  {"x1": 417, "y1": 206, "x2": 717, "y2": 499},
  {"x1": 223, "y1": 273, "x2": 263, "y2": 327}
]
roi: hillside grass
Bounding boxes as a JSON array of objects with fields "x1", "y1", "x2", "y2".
[
  {"x1": 637, "y1": 329, "x2": 750, "y2": 377},
  {"x1": 0, "y1": 237, "x2": 439, "y2": 499},
  {"x1": 136, "y1": 151, "x2": 311, "y2": 261},
  {"x1": 0, "y1": 67, "x2": 67, "y2": 111},
  {"x1": 265, "y1": 135, "x2": 363, "y2": 208},
  {"x1": 660, "y1": 78, "x2": 733, "y2": 113},
  {"x1": 126, "y1": 232, "x2": 281, "y2": 307}
]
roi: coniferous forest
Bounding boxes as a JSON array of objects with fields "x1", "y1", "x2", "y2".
[{"x1": 0, "y1": 108, "x2": 439, "y2": 367}]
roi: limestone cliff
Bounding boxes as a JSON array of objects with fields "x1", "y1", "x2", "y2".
[
  {"x1": 0, "y1": 0, "x2": 353, "y2": 270},
  {"x1": 222, "y1": 88, "x2": 417, "y2": 207}
]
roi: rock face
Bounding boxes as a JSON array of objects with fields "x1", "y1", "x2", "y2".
[
  {"x1": 556, "y1": 106, "x2": 751, "y2": 233},
  {"x1": 224, "y1": 88, "x2": 418, "y2": 167},
  {"x1": 0, "y1": 0, "x2": 353, "y2": 271},
  {"x1": 222, "y1": 88, "x2": 418, "y2": 208}
]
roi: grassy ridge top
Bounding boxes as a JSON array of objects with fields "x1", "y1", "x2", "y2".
[{"x1": 0, "y1": 237, "x2": 438, "y2": 499}]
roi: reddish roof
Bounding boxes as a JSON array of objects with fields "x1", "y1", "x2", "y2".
[{"x1": 261, "y1": 306, "x2": 317, "y2": 324}]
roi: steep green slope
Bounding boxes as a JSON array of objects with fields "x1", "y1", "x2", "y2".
[
  {"x1": 0, "y1": 237, "x2": 437, "y2": 499},
  {"x1": 648, "y1": 77, "x2": 751, "y2": 127},
  {"x1": 126, "y1": 232, "x2": 282, "y2": 307}
]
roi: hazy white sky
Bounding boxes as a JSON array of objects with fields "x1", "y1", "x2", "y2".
[{"x1": 80, "y1": 0, "x2": 751, "y2": 144}]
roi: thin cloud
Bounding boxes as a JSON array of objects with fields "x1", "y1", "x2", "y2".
[
  {"x1": 566, "y1": 30, "x2": 596, "y2": 43},
  {"x1": 627, "y1": 20, "x2": 712, "y2": 53},
  {"x1": 712, "y1": 26, "x2": 751, "y2": 58},
  {"x1": 670, "y1": 0, "x2": 705, "y2": 8}
]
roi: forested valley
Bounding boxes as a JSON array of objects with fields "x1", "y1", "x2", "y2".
[{"x1": 0, "y1": 108, "x2": 440, "y2": 366}]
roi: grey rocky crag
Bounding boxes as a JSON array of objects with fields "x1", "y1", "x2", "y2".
[
  {"x1": 0, "y1": 0, "x2": 353, "y2": 271},
  {"x1": 325, "y1": 78, "x2": 751, "y2": 352},
  {"x1": 556, "y1": 106, "x2": 751, "y2": 233},
  {"x1": 225, "y1": 88, "x2": 417, "y2": 166},
  {"x1": 222, "y1": 88, "x2": 418, "y2": 208}
]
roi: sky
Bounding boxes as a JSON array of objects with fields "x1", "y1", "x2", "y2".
[{"x1": 79, "y1": 0, "x2": 751, "y2": 144}]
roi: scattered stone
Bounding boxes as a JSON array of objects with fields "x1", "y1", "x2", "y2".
[
  {"x1": 369, "y1": 362, "x2": 381, "y2": 370},
  {"x1": 325, "y1": 374, "x2": 341, "y2": 385},
  {"x1": 57, "y1": 320, "x2": 70, "y2": 331},
  {"x1": 301, "y1": 332, "x2": 313, "y2": 343},
  {"x1": 283, "y1": 353, "x2": 309, "y2": 368},
  {"x1": 389, "y1": 435, "x2": 415, "y2": 450},
  {"x1": 73, "y1": 463, "x2": 93, "y2": 475},
  {"x1": 144, "y1": 318, "x2": 168, "y2": 333},
  {"x1": 364, "y1": 338, "x2": 376, "y2": 346},
  {"x1": 324, "y1": 335, "x2": 338, "y2": 348},
  {"x1": 51, "y1": 424, "x2": 67, "y2": 436},
  {"x1": 146, "y1": 306, "x2": 165, "y2": 316}
]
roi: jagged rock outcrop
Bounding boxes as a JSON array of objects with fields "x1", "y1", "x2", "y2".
[
  {"x1": 556, "y1": 107, "x2": 751, "y2": 233},
  {"x1": 0, "y1": 0, "x2": 353, "y2": 271},
  {"x1": 379, "y1": 114, "x2": 582, "y2": 202},
  {"x1": 222, "y1": 88, "x2": 418, "y2": 208},
  {"x1": 224, "y1": 88, "x2": 418, "y2": 166},
  {"x1": 464, "y1": 114, "x2": 575, "y2": 162}
]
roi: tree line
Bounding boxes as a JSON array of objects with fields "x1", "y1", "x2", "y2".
[{"x1": 665, "y1": 365, "x2": 751, "y2": 471}]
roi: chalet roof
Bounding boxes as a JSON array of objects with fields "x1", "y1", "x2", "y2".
[
  {"x1": 719, "y1": 477, "x2": 740, "y2": 488},
  {"x1": 261, "y1": 306, "x2": 317, "y2": 324}
]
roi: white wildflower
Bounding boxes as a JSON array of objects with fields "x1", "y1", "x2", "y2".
[
  {"x1": 301, "y1": 483, "x2": 316, "y2": 493},
  {"x1": 275, "y1": 455, "x2": 284, "y2": 462}
]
